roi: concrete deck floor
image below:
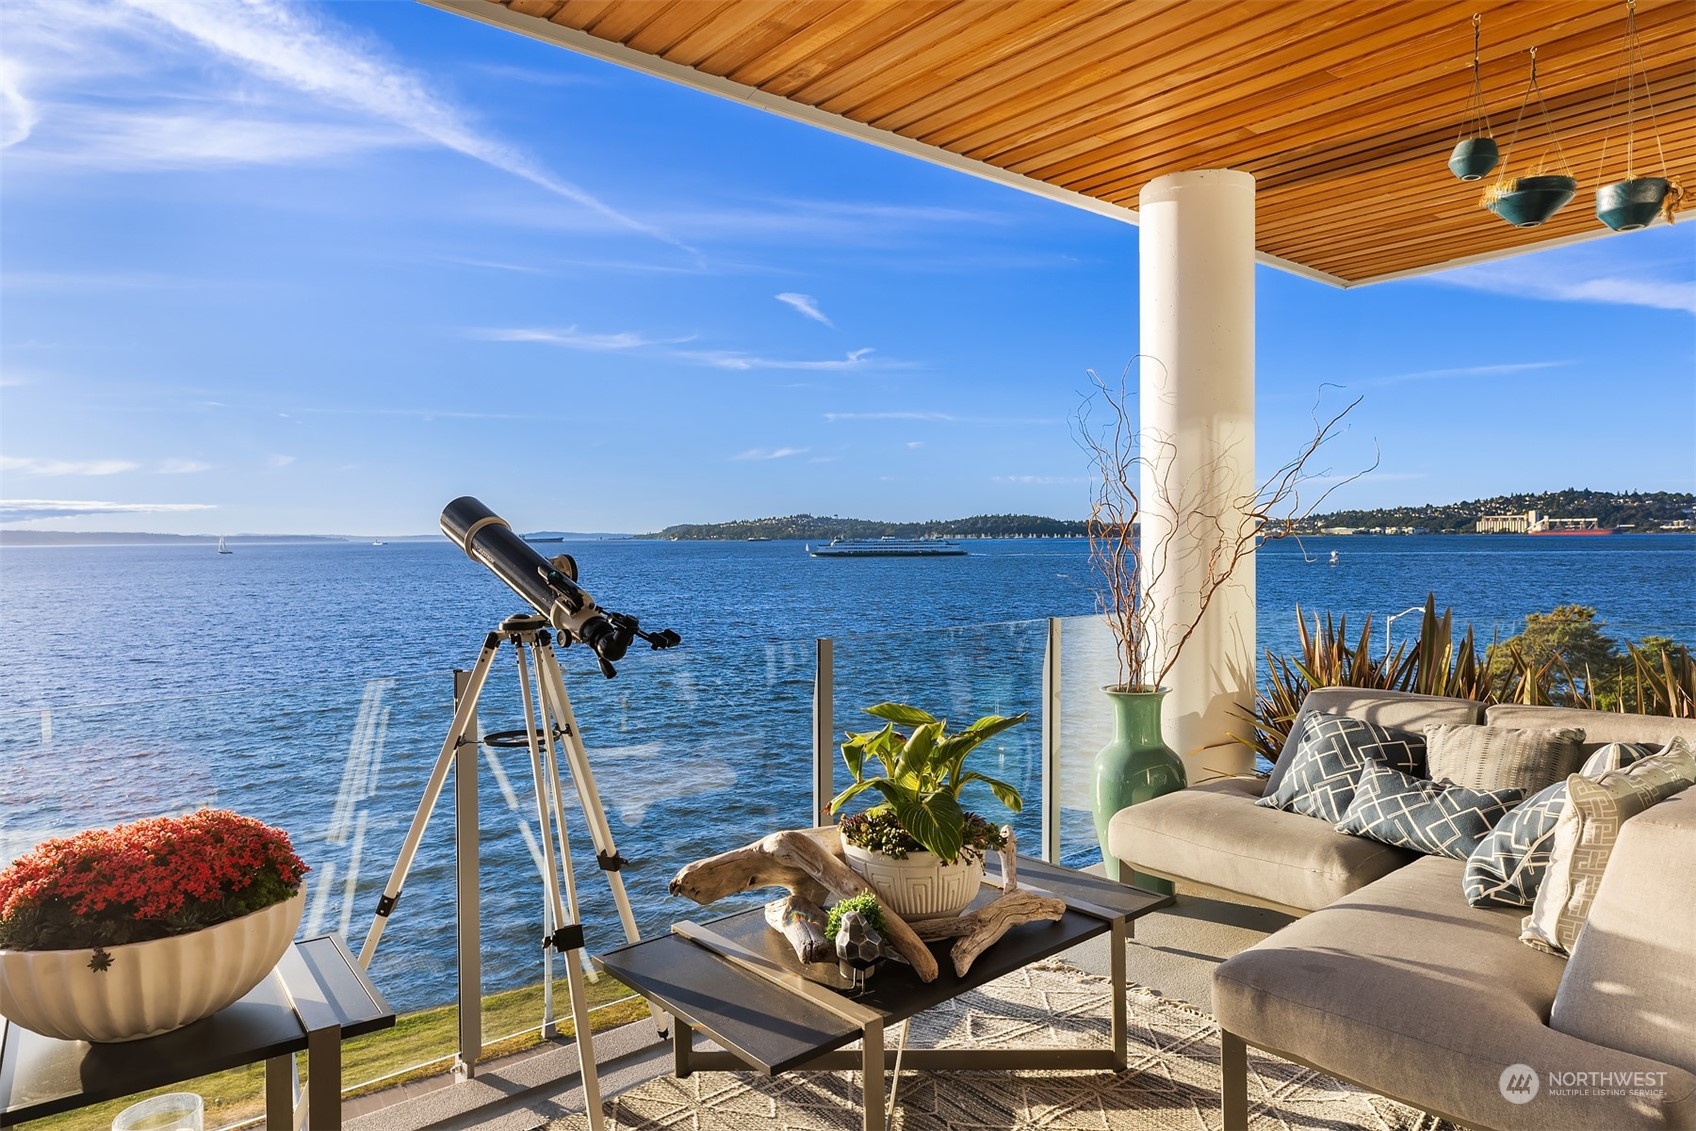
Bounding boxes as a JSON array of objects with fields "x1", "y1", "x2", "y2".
[{"x1": 343, "y1": 886, "x2": 1295, "y2": 1131}]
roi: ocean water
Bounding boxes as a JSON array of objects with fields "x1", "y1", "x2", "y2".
[{"x1": 1, "y1": 534, "x2": 1691, "y2": 1010}]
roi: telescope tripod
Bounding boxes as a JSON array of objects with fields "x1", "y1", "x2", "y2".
[{"x1": 359, "y1": 612, "x2": 656, "y2": 1130}]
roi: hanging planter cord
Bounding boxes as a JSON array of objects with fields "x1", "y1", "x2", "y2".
[
  {"x1": 1456, "y1": 13, "x2": 1494, "y2": 144},
  {"x1": 1484, "y1": 47, "x2": 1576, "y2": 206},
  {"x1": 1596, "y1": 0, "x2": 1683, "y2": 222}
]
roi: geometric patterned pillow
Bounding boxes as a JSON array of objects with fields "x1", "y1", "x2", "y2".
[
  {"x1": 1463, "y1": 742, "x2": 1659, "y2": 907},
  {"x1": 1256, "y1": 715, "x2": 1426, "y2": 823},
  {"x1": 1335, "y1": 762, "x2": 1525, "y2": 859},
  {"x1": 1522, "y1": 736, "x2": 1696, "y2": 955}
]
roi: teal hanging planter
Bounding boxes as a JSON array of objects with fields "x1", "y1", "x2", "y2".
[
  {"x1": 1481, "y1": 47, "x2": 1579, "y2": 229},
  {"x1": 1486, "y1": 174, "x2": 1579, "y2": 227},
  {"x1": 1446, "y1": 16, "x2": 1498, "y2": 182},
  {"x1": 1091, "y1": 687, "x2": 1186, "y2": 894},
  {"x1": 1449, "y1": 137, "x2": 1500, "y2": 181},
  {"x1": 1596, "y1": 176, "x2": 1672, "y2": 231}
]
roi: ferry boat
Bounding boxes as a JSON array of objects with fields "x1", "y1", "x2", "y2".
[{"x1": 807, "y1": 537, "x2": 967, "y2": 558}]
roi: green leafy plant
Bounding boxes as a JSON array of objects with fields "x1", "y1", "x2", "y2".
[
  {"x1": 830, "y1": 702, "x2": 1027, "y2": 864},
  {"x1": 824, "y1": 892, "x2": 886, "y2": 942}
]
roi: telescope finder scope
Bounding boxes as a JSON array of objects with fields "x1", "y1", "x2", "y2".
[{"x1": 440, "y1": 496, "x2": 680, "y2": 677}]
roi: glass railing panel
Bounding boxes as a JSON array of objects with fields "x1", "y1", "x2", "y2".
[
  {"x1": 1055, "y1": 614, "x2": 1120, "y2": 869},
  {"x1": 0, "y1": 632, "x2": 824, "y2": 1111},
  {"x1": 828, "y1": 618, "x2": 1049, "y2": 857}
]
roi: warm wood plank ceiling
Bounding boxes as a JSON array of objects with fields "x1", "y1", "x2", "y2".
[{"x1": 434, "y1": 0, "x2": 1696, "y2": 286}]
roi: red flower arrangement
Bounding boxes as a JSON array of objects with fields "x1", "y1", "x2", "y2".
[{"x1": 0, "y1": 810, "x2": 308, "y2": 956}]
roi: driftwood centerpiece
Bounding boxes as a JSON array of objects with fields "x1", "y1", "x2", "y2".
[{"x1": 670, "y1": 827, "x2": 1066, "y2": 981}]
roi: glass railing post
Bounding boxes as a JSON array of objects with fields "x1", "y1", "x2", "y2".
[
  {"x1": 452, "y1": 668, "x2": 481, "y2": 1081},
  {"x1": 812, "y1": 637, "x2": 834, "y2": 828},
  {"x1": 1041, "y1": 617, "x2": 1062, "y2": 862}
]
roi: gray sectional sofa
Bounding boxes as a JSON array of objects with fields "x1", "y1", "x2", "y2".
[{"x1": 1106, "y1": 689, "x2": 1696, "y2": 1131}]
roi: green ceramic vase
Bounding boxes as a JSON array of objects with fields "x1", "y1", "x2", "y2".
[{"x1": 1092, "y1": 687, "x2": 1186, "y2": 893}]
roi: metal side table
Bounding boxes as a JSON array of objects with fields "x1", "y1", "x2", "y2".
[
  {"x1": 597, "y1": 857, "x2": 1171, "y2": 1131},
  {"x1": 0, "y1": 933, "x2": 394, "y2": 1129}
]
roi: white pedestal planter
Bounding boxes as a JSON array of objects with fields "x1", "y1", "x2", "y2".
[
  {"x1": 0, "y1": 889, "x2": 305, "y2": 1043},
  {"x1": 842, "y1": 842, "x2": 983, "y2": 921}
]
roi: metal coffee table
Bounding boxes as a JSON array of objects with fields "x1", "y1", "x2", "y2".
[{"x1": 596, "y1": 857, "x2": 1170, "y2": 1131}]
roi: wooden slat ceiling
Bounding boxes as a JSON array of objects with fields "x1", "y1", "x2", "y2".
[{"x1": 440, "y1": 0, "x2": 1696, "y2": 286}]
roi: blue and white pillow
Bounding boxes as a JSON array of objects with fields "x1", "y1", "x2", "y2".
[
  {"x1": 1464, "y1": 742, "x2": 1657, "y2": 907},
  {"x1": 1335, "y1": 763, "x2": 1525, "y2": 859},
  {"x1": 1257, "y1": 715, "x2": 1426, "y2": 823}
]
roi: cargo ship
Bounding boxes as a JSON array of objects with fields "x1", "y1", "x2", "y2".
[
  {"x1": 807, "y1": 537, "x2": 967, "y2": 558},
  {"x1": 1528, "y1": 516, "x2": 1613, "y2": 536}
]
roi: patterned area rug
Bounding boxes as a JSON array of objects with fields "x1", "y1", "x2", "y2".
[{"x1": 552, "y1": 960, "x2": 1457, "y2": 1131}]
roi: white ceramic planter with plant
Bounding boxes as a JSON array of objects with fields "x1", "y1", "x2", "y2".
[
  {"x1": 0, "y1": 809, "x2": 310, "y2": 1042},
  {"x1": 830, "y1": 702, "x2": 1026, "y2": 921}
]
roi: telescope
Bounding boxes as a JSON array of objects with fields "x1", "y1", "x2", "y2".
[{"x1": 441, "y1": 496, "x2": 680, "y2": 677}]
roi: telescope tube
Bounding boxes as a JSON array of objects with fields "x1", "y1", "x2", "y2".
[{"x1": 441, "y1": 496, "x2": 628, "y2": 666}]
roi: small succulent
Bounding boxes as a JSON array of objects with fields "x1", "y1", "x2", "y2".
[{"x1": 825, "y1": 892, "x2": 885, "y2": 941}]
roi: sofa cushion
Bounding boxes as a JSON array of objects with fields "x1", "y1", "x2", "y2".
[
  {"x1": 1553, "y1": 790, "x2": 1696, "y2": 1077},
  {"x1": 1256, "y1": 715, "x2": 1425, "y2": 822},
  {"x1": 1334, "y1": 762, "x2": 1524, "y2": 859},
  {"x1": 1522, "y1": 737, "x2": 1695, "y2": 955},
  {"x1": 1484, "y1": 705, "x2": 1696, "y2": 756},
  {"x1": 1263, "y1": 688, "x2": 1484, "y2": 797},
  {"x1": 1214, "y1": 855, "x2": 1696, "y2": 1131},
  {"x1": 1107, "y1": 777, "x2": 1416, "y2": 913},
  {"x1": 1465, "y1": 742, "x2": 1659, "y2": 908},
  {"x1": 1425, "y1": 722, "x2": 1586, "y2": 793}
]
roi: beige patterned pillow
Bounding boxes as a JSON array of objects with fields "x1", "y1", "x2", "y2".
[
  {"x1": 1521, "y1": 737, "x2": 1696, "y2": 955},
  {"x1": 1424, "y1": 723, "x2": 1585, "y2": 793}
]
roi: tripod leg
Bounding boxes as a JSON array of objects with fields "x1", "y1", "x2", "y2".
[
  {"x1": 535, "y1": 644, "x2": 641, "y2": 944},
  {"x1": 515, "y1": 642, "x2": 577, "y2": 1034},
  {"x1": 531, "y1": 663, "x2": 592, "y2": 980},
  {"x1": 358, "y1": 633, "x2": 501, "y2": 970},
  {"x1": 562, "y1": 939, "x2": 606, "y2": 1131},
  {"x1": 535, "y1": 643, "x2": 668, "y2": 1037}
]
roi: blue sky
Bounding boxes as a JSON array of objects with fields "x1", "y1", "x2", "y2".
[{"x1": 2, "y1": 1, "x2": 1693, "y2": 537}]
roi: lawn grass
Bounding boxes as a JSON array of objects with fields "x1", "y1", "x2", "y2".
[{"x1": 23, "y1": 975, "x2": 646, "y2": 1130}]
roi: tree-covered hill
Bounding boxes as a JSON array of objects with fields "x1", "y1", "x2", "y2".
[
  {"x1": 641, "y1": 514, "x2": 1089, "y2": 540},
  {"x1": 1299, "y1": 489, "x2": 1693, "y2": 534}
]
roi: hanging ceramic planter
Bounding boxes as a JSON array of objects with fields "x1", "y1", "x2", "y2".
[
  {"x1": 1448, "y1": 14, "x2": 1499, "y2": 181},
  {"x1": 1482, "y1": 47, "x2": 1578, "y2": 228},
  {"x1": 1595, "y1": 0, "x2": 1685, "y2": 232}
]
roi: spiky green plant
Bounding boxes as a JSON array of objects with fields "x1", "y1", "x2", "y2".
[{"x1": 1231, "y1": 606, "x2": 1412, "y2": 765}]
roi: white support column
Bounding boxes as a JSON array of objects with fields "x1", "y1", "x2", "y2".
[{"x1": 1138, "y1": 169, "x2": 1257, "y2": 783}]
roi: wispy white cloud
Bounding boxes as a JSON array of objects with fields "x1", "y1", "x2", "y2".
[
  {"x1": 994, "y1": 474, "x2": 1089, "y2": 485},
  {"x1": 156, "y1": 458, "x2": 211, "y2": 474},
  {"x1": 775, "y1": 292, "x2": 833, "y2": 327},
  {"x1": 1, "y1": 456, "x2": 139, "y2": 476},
  {"x1": 13, "y1": 104, "x2": 410, "y2": 170},
  {"x1": 690, "y1": 348, "x2": 891, "y2": 372},
  {"x1": 267, "y1": 454, "x2": 296, "y2": 468},
  {"x1": 1433, "y1": 236, "x2": 1696, "y2": 314},
  {"x1": 479, "y1": 326, "x2": 903, "y2": 373},
  {"x1": 1347, "y1": 361, "x2": 1570, "y2": 389},
  {"x1": 0, "y1": 59, "x2": 39, "y2": 148},
  {"x1": 0, "y1": 498, "x2": 215, "y2": 522},
  {"x1": 906, "y1": 441, "x2": 925, "y2": 449},
  {"x1": 2, "y1": 269, "x2": 205, "y2": 290},
  {"x1": 3, "y1": 0, "x2": 685, "y2": 250},
  {"x1": 473, "y1": 326, "x2": 662, "y2": 352},
  {"x1": 825, "y1": 410, "x2": 1060, "y2": 425},
  {"x1": 732, "y1": 447, "x2": 806, "y2": 461}
]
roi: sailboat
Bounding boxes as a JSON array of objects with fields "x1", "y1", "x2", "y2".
[{"x1": 217, "y1": 536, "x2": 233, "y2": 555}]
